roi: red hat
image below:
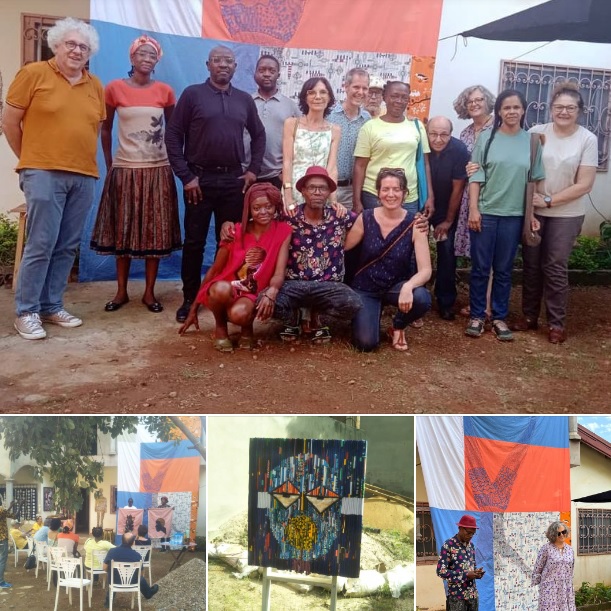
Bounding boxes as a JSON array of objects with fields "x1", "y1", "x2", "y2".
[
  {"x1": 457, "y1": 515, "x2": 478, "y2": 529},
  {"x1": 295, "y1": 166, "x2": 337, "y2": 194}
]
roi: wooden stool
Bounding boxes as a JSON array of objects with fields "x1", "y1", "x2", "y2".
[
  {"x1": 9, "y1": 204, "x2": 26, "y2": 292},
  {"x1": 103, "y1": 528, "x2": 115, "y2": 542}
]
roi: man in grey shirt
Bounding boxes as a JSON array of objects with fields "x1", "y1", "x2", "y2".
[
  {"x1": 248, "y1": 54, "x2": 300, "y2": 189},
  {"x1": 328, "y1": 68, "x2": 371, "y2": 210}
]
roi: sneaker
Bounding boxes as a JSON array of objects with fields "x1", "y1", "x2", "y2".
[
  {"x1": 40, "y1": 309, "x2": 82, "y2": 328},
  {"x1": 14, "y1": 313, "x2": 47, "y2": 340},
  {"x1": 0, "y1": 581, "x2": 12, "y2": 588},
  {"x1": 465, "y1": 318, "x2": 484, "y2": 338},
  {"x1": 311, "y1": 327, "x2": 332, "y2": 344},
  {"x1": 492, "y1": 319, "x2": 514, "y2": 342},
  {"x1": 280, "y1": 325, "x2": 300, "y2": 342}
]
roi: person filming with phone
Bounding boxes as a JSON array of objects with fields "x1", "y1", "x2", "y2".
[{"x1": 437, "y1": 515, "x2": 485, "y2": 611}]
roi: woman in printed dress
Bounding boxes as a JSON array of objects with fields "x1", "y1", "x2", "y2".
[
  {"x1": 532, "y1": 521, "x2": 576, "y2": 611},
  {"x1": 91, "y1": 35, "x2": 181, "y2": 313}
]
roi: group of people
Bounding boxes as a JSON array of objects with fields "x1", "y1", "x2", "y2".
[
  {"x1": 437, "y1": 514, "x2": 576, "y2": 611},
  {"x1": 3, "y1": 17, "x2": 596, "y2": 350}
]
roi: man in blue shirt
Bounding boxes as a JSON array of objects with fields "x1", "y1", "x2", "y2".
[
  {"x1": 427, "y1": 116, "x2": 470, "y2": 320},
  {"x1": 328, "y1": 68, "x2": 371, "y2": 211},
  {"x1": 103, "y1": 533, "x2": 158, "y2": 606}
]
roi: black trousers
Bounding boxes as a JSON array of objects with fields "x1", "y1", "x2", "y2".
[{"x1": 181, "y1": 170, "x2": 244, "y2": 302}]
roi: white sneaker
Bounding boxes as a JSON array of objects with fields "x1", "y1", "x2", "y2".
[
  {"x1": 14, "y1": 313, "x2": 47, "y2": 340},
  {"x1": 40, "y1": 309, "x2": 83, "y2": 328}
]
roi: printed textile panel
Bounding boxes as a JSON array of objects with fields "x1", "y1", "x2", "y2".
[
  {"x1": 117, "y1": 508, "x2": 144, "y2": 535},
  {"x1": 492, "y1": 512, "x2": 558, "y2": 610},
  {"x1": 152, "y1": 492, "x2": 192, "y2": 535},
  {"x1": 248, "y1": 437, "x2": 367, "y2": 578}
]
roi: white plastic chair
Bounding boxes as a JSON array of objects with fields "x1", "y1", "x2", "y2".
[
  {"x1": 34, "y1": 541, "x2": 49, "y2": 579},
  {"x1": 57, "y1": 537, "x2": 76, "y2": 556},
  {"x1": 53, "y1": 556, "x2": 91, "y2": 611},
  {"x1": 109, "y1": 560, "x2": 142, "y2": 611},
  {"x1": 47, "y1": 546, "x2": 68, "y2": 591},
  {"x1": 132, "y1": 545, "x2": 152, "y2": 584},
  {"x1": 86, "y1": 549, "x2": 108, "y2": 607},
  {"x1": 10, "y1": 532, "x2": 32, "y2": 567}
]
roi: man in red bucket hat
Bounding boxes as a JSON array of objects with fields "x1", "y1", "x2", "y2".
[{"x1": 436, "y1": 514, "x2": 485, "y2": 611}]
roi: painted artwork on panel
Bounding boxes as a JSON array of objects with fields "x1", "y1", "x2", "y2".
[{"x1": 248, "y1": 438, "x2": 367, "y2": 578}]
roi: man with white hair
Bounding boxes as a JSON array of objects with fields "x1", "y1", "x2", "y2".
[{"x1": 3, "y1": 17, "x2": 105, "y2": 340}]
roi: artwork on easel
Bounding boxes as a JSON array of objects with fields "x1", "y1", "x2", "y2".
[{"x1": 248, "y1": 438, "x2": 367, "y2": 578}]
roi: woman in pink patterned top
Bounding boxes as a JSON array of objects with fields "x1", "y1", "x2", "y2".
[{"x1": 532, "y1": 521, "x2": 576, "y2": 611}]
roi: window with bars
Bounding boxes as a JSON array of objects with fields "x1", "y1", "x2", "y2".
[
  {"x1": 22, "y1": 14, "x2": 59, "y2": 65},
  {"x1": 500, "y1": 59, "x2": 611, "y2": 171},
  {"x1": 578, "y1": 507, "x2": 611, "y2": 555},
  {"x1": 416, "y1": 502, "x2": 438, "y2": 564}
]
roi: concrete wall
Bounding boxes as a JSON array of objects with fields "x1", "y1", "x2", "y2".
[
  {"x1": 0, "y1": 0, "x2": 90, "y2": 215},
  {"x1": 430, "y1": 0, "x2": 611, "y2": 236}
]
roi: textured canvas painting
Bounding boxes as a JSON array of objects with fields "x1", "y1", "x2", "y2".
[{"x1": 248, "y1": 437, "x2": 367, "y2": 578}]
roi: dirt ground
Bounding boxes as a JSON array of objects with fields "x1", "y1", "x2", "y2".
[
  {"x1": 1, "y1": 280, "x2": 609, "y2": 413},
  {"x1": 0, "y1": 543, "x2": 205, "y2": 610}
]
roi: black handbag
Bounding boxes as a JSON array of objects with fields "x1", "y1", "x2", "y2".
[{"x1": 24, "y1": 552, "x2": 36, "y2": 570}]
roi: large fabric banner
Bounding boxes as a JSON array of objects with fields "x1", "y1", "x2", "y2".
[
  {"x1": 84, "y1": 0, "x2": 443, "y2": 281},
  {"x1": 116, "y1": 418, "x2": 202, "y2": 545},
  {"x1": 417, "y1": 416, "x2": 570, "y2": 611}
]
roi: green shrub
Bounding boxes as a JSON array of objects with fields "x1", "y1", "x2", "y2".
[
  {"x1": 575, "y1": 581, "x2": 611, "y2": 606},
  {"x1": 568, "y1": 236, "x2": 611, "y2": 272},
  {"x1": 0, "y1": 213, "x2": 18, "y2": 267}
]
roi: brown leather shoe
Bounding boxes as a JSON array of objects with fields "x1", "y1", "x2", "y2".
[
  {"x1": 548, "y1": 327, "x2": 567, "y2": 344},
  {"x1": 510, "y1": 317, "x2": 539, "y2": 332}
]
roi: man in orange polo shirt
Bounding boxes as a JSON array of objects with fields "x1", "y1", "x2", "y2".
[{"x1": 2, "y1": 17, "x2": 105, "y2": 340}]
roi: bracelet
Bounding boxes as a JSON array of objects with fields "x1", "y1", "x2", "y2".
[{"x1": 262, "y1": 293, "x2": 276, "y2": 303}]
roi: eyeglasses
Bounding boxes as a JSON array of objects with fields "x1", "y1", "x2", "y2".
[
  {"x1": 305, "y1": 185, "x2": 330, "y2": 193},
  {"x1": 64, "y1": 40, "x2": 91, "y2": 54},
  {"x1": 134, "y1": 51, "x2": 158, "y2": 60},
  {"x1": 306, "y1": 89, "x2": 329, "y2": 97},
  {"x1": 428, "y1": 132, "x2": 451, "y2": 140},
  {"x1": 552, "y1": 104, "x2": 579, "y2": 114},
  {"x1": 557, "y1": 530, "x2": 568, "y2": 537},
  {"x1": 467, "y1": 97, "x2": 485, "y2": 106},
  {"x1": 210, "y1": 56, "x2": 235, "y2": 65}
]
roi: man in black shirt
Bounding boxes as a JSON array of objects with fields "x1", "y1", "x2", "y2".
[
  {"x1": 166, "y1": 45, "x2": 266, "y2": 322},
  {"x1": 427, "y1": 116, "x2": 470, "y2": 320}
]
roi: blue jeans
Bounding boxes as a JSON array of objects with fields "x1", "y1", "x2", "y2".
[
  {"x1": 15, "y1": 169, "x2": 95, "y2": 316},
  {"x1": 469, "y1": 214, "x2": 522, "y2": 321},
  {"x1": 360, "y1": 191, "x2": 418, "y2": 215},
  {"x1": 274, "y1": 280, "x2": 362, "y2": 326},
  {"x1": 351, "y1": 283, "x2": 431, "y2": 351},
  {"x1": 0, "y1": 539, "x2": 8, "y2": 583},
  {"x1": 434, "y1": 224, "x2": 457, "y2": 310}
]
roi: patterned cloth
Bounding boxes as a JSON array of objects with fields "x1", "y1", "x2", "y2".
[
  {"x1": 437, "y1": 534, "x2": 479, "y2": 601},
  {"x1": 0, "y1": 507, "x2": 16, "y2": 541},
  {"x1": 290, "y1": 127, "x2": 333, "y2": 203},
  {"x1": 285, "y1": 206, "x2": 356, "y2": 281},
  {"x1": 532, "y1": 543, "x2": 576, "y2": 611}
]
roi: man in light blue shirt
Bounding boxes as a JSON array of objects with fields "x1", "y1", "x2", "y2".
[
  {"x1": 328, "y1": 68, "x2": 371, "y2": 210},
  {"x1": 247, "y1": 54, "x2": 300, "y2": 189}
]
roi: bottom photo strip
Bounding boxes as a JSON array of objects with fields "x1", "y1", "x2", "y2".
[{"x1": 0, "y1": 414, "x2": 608, "y2": 610}]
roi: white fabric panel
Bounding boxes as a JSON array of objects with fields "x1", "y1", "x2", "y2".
[
  {"x1": 417, "y1": 416, "x2": 465, "y2": 510},
  {"x1": 341, "y1": 498, "x2": 364, "y2": 516},
  {"x1": 258, "y1": 492, "x2": 271, "y2": 509},
  {"x1": 118, "y1": 431, "x2": 140, "y2": 492},
  {"x1": 91, "y1": 0, "x2": 203, "y2": 37}
]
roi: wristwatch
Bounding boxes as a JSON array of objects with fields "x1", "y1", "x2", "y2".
[
  {"x1": 544, "y1": 195, "x2": 552, "y2": 208},
  {"x1": 283, "y1": 182, "x2": 292, "y2": 190}
]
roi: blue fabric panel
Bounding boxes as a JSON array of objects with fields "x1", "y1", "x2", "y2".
[
  {"x1": 116, "y1": 491, "x2": 153, "y2": 511},
  {"x1": 140, "y1": 439, "x2": 200, "y2": 460},
  {"x1": 430, "y1": 507, "x2": 495, "y2": 610},
  {"x1": 80, "y1": 20, "x2": 262, "y2": 281},
  {"x1": 464, "y1": 416, "x2": 568, "y2": 448}
]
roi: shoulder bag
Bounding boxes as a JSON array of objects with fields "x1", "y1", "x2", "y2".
[
  {"x1": 413, "y1": 118, "x2": 428, "y2": 211},
  {"x1": 523, "y1": 132, "x2": 545, "y2": 247}
]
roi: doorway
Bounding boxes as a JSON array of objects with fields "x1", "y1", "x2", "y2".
[{"x1": 76, "y1": 488, "x2": 90, "y2": 534}]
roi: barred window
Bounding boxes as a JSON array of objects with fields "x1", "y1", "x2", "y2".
[
  {"x1": 416, "y1": 502, "x2": 438, "y2": 564},
  {"x1": 578, "y1": 507, "x2": 611, "y2": 555},
  {"x1": 22, "y1": 14, "x2": 58, "y2": 65},
  {"x1": 500, "y1": 60, "x2": 610, "y2": 171}
]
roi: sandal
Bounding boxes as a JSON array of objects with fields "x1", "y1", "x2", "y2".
[
  {"x1": 311, "y1": 327, "x2": 332, "y2": 344},
  {"x1": 280, "y1": 325, "x2": 300, "y2": 342},
  {"x1": 214, "y1": 337, "x2": 234, "y2": 353},
  {"x1": 388, "y1": 327, "x2": 408, "y2": 351},
  {"x1": 238, "y1": 336, "x2": 255, "y2": 350}
]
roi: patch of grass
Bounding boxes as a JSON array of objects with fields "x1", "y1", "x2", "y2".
[{"x1": 0, "y1": 213, "x2": 18, "y2": 266}]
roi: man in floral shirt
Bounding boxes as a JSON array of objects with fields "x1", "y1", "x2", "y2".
[
  {"x1": 273, "y1": 166, "x2": 362, "y2": 343},
  {"x1": 436, "y1": 515, "x2": 485, "y2": 611}
]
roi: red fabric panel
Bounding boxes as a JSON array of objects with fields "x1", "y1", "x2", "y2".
[{"x1": 140, "y1": 457, "x2": 200, "y2": 495}]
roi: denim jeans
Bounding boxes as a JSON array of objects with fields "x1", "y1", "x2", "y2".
[
  {"x1": 351, "y1": 283, "x2": 431, "y2": 351},
  {"x1": 0, "y1": 539, "x2": 8, "y2": 583},
  {"x1": 433, "y1": 224, "x2": 457, "y2": 311},
  {"x1": 469, "y1": 214, "x2": 522, "y2": 321},
  {"x1": 15, "y1": 170, "x2": 95, "y2": 316},
  {"x1": 273, "y1": 280, "x2": 362, "y2": 326},
  {"x1": 521, "y1": 214, "x2": 584, "y2": 329},
  {"x1": 181, "y1": 170, "x2": 244, "y2": 302}
]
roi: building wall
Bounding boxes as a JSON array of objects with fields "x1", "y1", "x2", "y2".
[
  {"x1": 430, "y1": 0, "x2": 611, "y2": 236},
  {"x1": 0, "y1": 0, "x2": 89, "y2": 214}
]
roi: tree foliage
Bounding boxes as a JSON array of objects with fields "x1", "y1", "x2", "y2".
[{"x1": 0, "y1": 416, "x2": 175, "y2": 514}]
